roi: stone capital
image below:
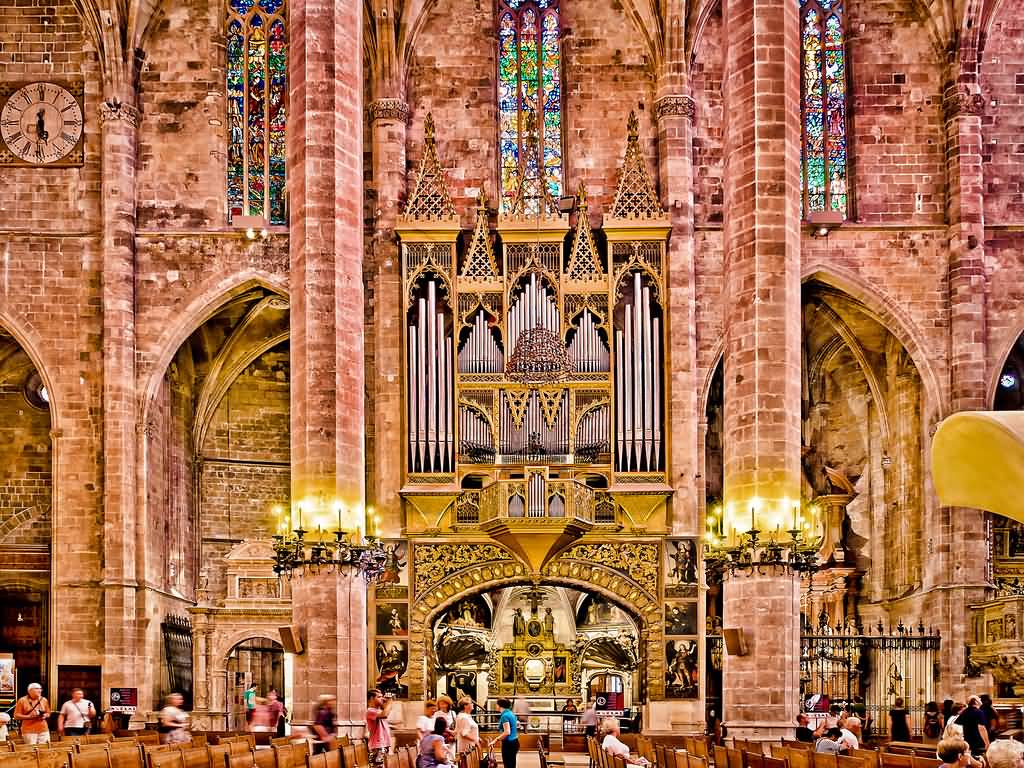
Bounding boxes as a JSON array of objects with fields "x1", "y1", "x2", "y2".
[
  {"x1": 942, "y1": 87, "x2": 985, "y2": 122},
  {"x1": 654, "y1": 94, "x2": 696, "y2": 123},
  {"x1": 367, "y1": 98, "x2": 411, "y2": 124},
  {"x1": 99, "y1": 99, "x2": 141, "y2": 127}
]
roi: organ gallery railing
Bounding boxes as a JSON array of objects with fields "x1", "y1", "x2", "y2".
[{"x1": 454, "y1": 476, "x2": 619, "y2": 526}]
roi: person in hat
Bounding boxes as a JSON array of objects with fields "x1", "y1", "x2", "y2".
[{"x1": 0, "y1": 712, "x2": 10, "y2": 742}]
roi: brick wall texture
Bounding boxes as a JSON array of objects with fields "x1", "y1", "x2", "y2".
[{"x1": 0, "y1": 0, "x2": 1022, "y2": 717}]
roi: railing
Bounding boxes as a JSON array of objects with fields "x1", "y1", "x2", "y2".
[
  {"x1": 477, "y1": 475, "x2": 596, "y2": 523},
  {"x1": 800, "y1": 621, "x2": 940, "y2": 737}
]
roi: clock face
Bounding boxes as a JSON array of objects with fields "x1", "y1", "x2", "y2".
[{"x1": 1, "y1": 82, "x2": 83, "y2": 165}]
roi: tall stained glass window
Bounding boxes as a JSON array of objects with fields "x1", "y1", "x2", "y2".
[
  {"x1": 801, "y1": 0, "x2": 847, "y2": 217},
  {"x1": 498, "y1": 0, "x2": 562, "y2": 213},
  {"x1": 227, "y1": 0, "x2": 287, "y2": 225}
]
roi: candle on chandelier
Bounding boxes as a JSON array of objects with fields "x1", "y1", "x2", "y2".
[{"x1": 751, "y1": 505, "x2": 755, "y2": 531}]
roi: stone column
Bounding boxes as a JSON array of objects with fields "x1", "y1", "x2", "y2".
[
  {"x1": 656, "y1": 93, "x2": 699, "y2": 532},
  {"x1": 287, "y1": 0, "x2": 368, "y2": 727},
  {"x1": 939, "y1": 77, "x2": 990, "y2": 691},
  {"x1": 368, "y1": 99, "x2": 409, "y2": 534},
  {"x1": 720, "y1": 0, "x2": 803, "y2": 738},
  {"x1": 98, "y1": 98, "x2": 142, "y2": 711}
]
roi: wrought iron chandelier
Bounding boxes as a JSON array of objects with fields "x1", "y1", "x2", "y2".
[
  {"x1": 505, "y1": 321, "x2": 574, "y2": 387},
  {"x1": 272, "y1": 524, "x2": 388, "y2": 582},
  {"x1": 703, "y1": 504, "x2": 821, "y2": 583}
]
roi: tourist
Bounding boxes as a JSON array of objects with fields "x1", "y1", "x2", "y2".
[
  {"x1": 159, "y1": 693, "x2": 190, "y2": 745},
  {"x1": 244, "y1": 682, "x2": 258, "y2": 724},
  {"x1": 561, "y1": 699, "x2": 578, "y2": 713},
  {"x1": 14, "y1": 683, "x2": 51, "y2": 745},
  {"x1": 366, "y1": 689, "x2": 394, "y2": 768},
  {"x1": 488, "y1": 698, "x2": 519, "y2": 768},
  {"x1": 250, "y1": 697, "x2": 274, "y2": 733},
  {"x1": 981, "y1": 694, "x2": 1001, "y2": 739},
  {"x1": 889, "y1": 698, "x2": 911, "y2": 742},
  {"x1": 455, "y1": 697, "x2": 480, "y2": 755},
  {"x1": 417, "y1": 700, "x2": 439, "y2": 741},
  {"x1": 313, "y1": 694, "x2": 337, "y2": 754},
  {"x1": 938, "y1": 737, "x2": 974, "y2": 768},
  {"x1": 924, "y1": 702, "x2": 945, "y2": 742},
  {"x1": 0, "y1": 712, "x2": 10, "y2": 742},
  {"x1": 581, "y1": 700, "x2": 599, "y2": 738},
  {"x1": 421, "y1": 716, "x2": 453, "y2": 768},
  {"x1": 815, "y1": 727, "x2": 845, "y2": 755},
  {"x1": 706, "y1": 709, "x2": 724, "y2": 746},
  {"x1": 845, "y1": 715, "x2": 863, "y2": 741},
  {"x1": 601, "y1": 717, "x2": 649, "y2": 765},
  {"x1": 986, "y1": 737, "x2": 1024, "y2": 768},
  {"x1": 438, "y1": 694, "x2": 457, "y2": 735},
  {"x1": 267, "y1": 689, "x2": 286, "y2": 737},
  {"x1": 838, "y1": 723, "x2": 859, "y2": 750},
  {"x1": 58, "y1": 687, "x2": 96, "y2": 736},
  {"x1": 795, "y1": 713, "x2": 820, "y2": 743},
  {"x1": 957, "y1": 696, "x2": 990, "y2": 757},
  {"x1": 945, "y1": 703, "x2": 966, "y2": 738}
]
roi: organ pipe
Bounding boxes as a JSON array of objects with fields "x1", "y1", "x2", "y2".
[
  {"x1": 568, "y1": 310, "x2": 610, "y2": 372},
  {"x1": 407, "y1": 278, "x2": 454, "y2": 473},
  {"x1": 508, "y1": 273, "x2": 560, "y2": 357},
  {"x1": 459, "y1": 310, "x2": 503, "y2": 373},
  {"x1": 615, "y1": 271, "x2": 663, "y2": 472}
]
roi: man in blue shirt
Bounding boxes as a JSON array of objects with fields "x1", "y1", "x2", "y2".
[{"x1": 489, "y1": 698, "x2": 519, "y2": 768}]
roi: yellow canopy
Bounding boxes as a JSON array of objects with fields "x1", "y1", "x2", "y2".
[{"x1": 931, "y1": 411, "x2": 1024, "y2": 519}]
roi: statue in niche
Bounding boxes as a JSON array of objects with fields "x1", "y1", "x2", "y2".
[
  {"x1": 543, "y1": 607, "x2": 555, "y2": 636},
  {"x1": 513, "y1": 608, "x2": 527, "y2": 637}
]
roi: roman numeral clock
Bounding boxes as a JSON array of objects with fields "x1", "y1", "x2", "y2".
[{"x1": 1, "y1": 81, "x2": 84, "y2": 166}]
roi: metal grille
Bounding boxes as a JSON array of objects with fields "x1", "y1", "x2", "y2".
[
  {"x1": 800, "y1": 621, "x2": 940, "y2": 737},
  {"x1": 161, "y1": 615, "x2": 194, "y2": 709}
]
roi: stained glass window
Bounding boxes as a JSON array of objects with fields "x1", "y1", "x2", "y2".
[
  {"x1": 800, "y1": 0, "x2": 847, "y2": 217},
  {"x1": 498, "y1": 0, "x2": 562, "y2": 213},
  {"x1": 227, "y1": 0, "x2": 287, "y2": 225}
]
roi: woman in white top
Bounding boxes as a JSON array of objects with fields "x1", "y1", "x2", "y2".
[
  {"x1": 601, "y1": 718, "x2": 648, "y2": 765},
  {"x1": 455, "y1": 697, "x2": 480, "y2": 754}
]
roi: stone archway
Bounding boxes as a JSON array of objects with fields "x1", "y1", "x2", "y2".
[{"x1": 405, "y1": 540, "x2": 663, "y2": 701}]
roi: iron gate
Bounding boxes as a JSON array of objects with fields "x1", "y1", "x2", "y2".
[{"x1": 801, "y1": 617, "x2": 940, "y2": 737}]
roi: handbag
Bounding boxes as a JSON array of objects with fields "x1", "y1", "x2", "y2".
[{"x1": 484, "y1": 750, "x2": 497, "y2": 768}]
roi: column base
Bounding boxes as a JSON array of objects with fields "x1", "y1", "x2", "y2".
[{"x1": 724, "y1": 721, "x2": 796, "y2": 741}]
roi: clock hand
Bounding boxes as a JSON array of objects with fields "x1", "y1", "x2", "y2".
[{"x1": 36, "y1": 108, "x2": 48, "y2": 142}]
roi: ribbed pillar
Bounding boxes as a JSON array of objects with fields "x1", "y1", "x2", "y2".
[
  {"x1": 99, "y1": 98, "x2": 142, "y2": 711},
  {"x1": 656, "y1": 93, "x2": 700, "y2": 531},
  {"x1": 287, "y1": 0, "x2": 368, "y2": 726},
  {"x1": 368, "y1": 99, "x2": 409, "y2": 534},
  {"x1": 720, "y1": 0, "x2": 803, "y2": 738}
]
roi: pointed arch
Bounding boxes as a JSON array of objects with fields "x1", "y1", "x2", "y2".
[
  {"x1": 801, "y1": 265, "x2": 943, "y2": 421},
  {"x1": 0, "y1": 306, "x2": 62, "y2": 431},
  {"x1": 140, "y1": 271, "x2": 289, "y2": 425}
]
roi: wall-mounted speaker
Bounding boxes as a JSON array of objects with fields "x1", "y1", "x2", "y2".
[
  {"x1": 723, "y1": 628, "x2": 748, "y2": 656},
  {"x1": 278, "y1": 625, "x2": 305, "y2": 654}
]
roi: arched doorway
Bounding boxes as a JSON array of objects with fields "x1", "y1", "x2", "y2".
[
  {"x1": 225, "y1": 637, "x2": 285, "y2": 730},
  {"x1": 405, "y1": 543, "x2": 662, "y2": 707},
  {"x1": 425, "y1": 585, "x2": 643, "y2": 708},
  {"x1": 0, "y1": 328, "x2": 53, "y2": 699}
]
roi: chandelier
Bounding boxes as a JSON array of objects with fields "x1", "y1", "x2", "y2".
[
  {"x1": 272, "y1": 523, "x2": 388, "y2": 582},
  {"x1": 505, "y1": 323, "x2": 574, "y2": 387},
  {"x1": 703, "y1": 503, "x2": 822, "y2": 583}
]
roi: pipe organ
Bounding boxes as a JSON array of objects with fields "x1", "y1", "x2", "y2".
[
  {"x1": 407, "y1": 278, "x2": 454, "y2": 473},
  {"x1": 397, "y1": 110, "x2": 672, "y2": 514}
]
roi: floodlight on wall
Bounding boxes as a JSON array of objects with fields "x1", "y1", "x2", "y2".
[
  {"x1": 557, "y1": 194, "x2": 577, "y2": 214},
  {"x1": 233, "y1": 214, "x2": 270, "y2": 240},
  {"x1": 808, "y1": 210, "x2": 844, "y2": 238}
]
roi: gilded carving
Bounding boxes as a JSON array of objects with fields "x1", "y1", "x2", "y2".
[
  {"x1": 413, "y1": 542, "x2": 513, "y2": 596},
  {"x1": 608, "y1": 111, "x2": 667, "y2": 221},
  {"x1": 553, "y1": 542, "x2": 660, "y2": 595}
]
